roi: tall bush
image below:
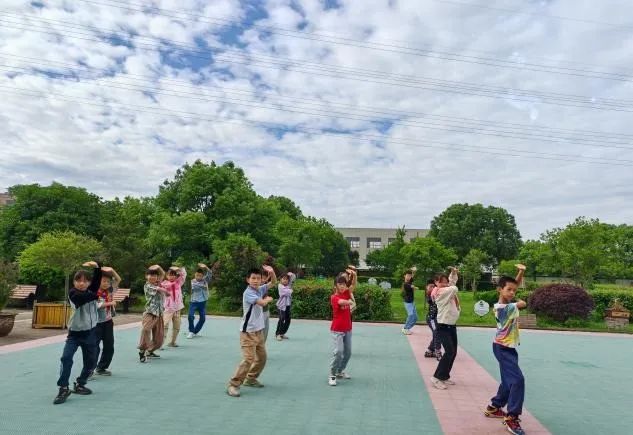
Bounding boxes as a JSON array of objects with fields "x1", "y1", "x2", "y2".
[
  {"x1": 0, "y1": 261, "x2": 18, "y2": 310},
  {"x1": 528, "y1": 284, "x2": 594, "y2": 322}
]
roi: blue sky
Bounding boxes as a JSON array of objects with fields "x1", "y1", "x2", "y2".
[{"x1": 1, "y1": 0, "x2": 632, "y2": 239}]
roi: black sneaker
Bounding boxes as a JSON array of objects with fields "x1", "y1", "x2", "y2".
[
  {"x1": 146, "y1": 351, "x2": 160, "y2": 358},
  {"x1": 72, "y1": 382, "x2": 92, "y2": 395},
  {"x1": 424, "y1": 350, "x2": 435, "y2": 358},
  {"x1": 96, "y1": 369, "x2": 112, "y2": 376},
  {"x1": 53, "y1": 386, "x2": 71, "y2": 405},
  {"x1": 139, "y1": 351, "x2": 147, "y2": 363}
]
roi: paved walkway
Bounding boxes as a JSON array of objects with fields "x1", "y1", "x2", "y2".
[{"x1": 2, "y1": 317, "x2": 632, "y2": 434}]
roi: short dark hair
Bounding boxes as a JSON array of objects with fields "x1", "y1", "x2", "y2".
[
  {"x1": 335, "y1": 272, "x2": 348, "y2": 285},
  {"x1": 101, "y1": 270, "x2": 114, "y2": 279},
  {"x1": 246, "y1": 267, "x2": 262, "y2": 278},
  {"x1": 426, "y1": 279, "x2": 435, "y2": 285},
  {"x1": 196, "y1": 268, "x2": 205, "y2": 274},
  {"x1": 434, "y1": 273, "x2": 448, "y2": 282},
  {"x1": 498, "y1": 276, "x2": 518, "y2": 289},
  {"x1": 73, "y1": 270, "x2": 91, "y2": 281},
  {"x1": 167, "y1": 270, "x2": 179, "y2": 277},
  {"x1": 146, "y1": 268, "x2": 160, "y2": 276}
]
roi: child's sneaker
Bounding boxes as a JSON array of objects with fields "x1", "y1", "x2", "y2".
[
  {"x1": 167, "y1": 342, "x2": 179, "y2": 347},
  {"x1": 401, "y1": 328, "x2": 412, "y2": 335},
  {"x1": 435, "y1": 350, "x2": 443, "y2": 360},
  {"x1": 139, "y1": 351, "x2": 147, "y2": 363},
  {"x1": 53, "y1": 386, "x2": 71, "y2": 405},
  {"x1": 243, "y1": 378, "x2": 265, "y2": 388},
  {"x1": 484, "y1": 405, "x2": 506, "y2": 418},
  {"x1": 503, "y1": 415, "x2": 525, "y2": 435},
  {"x1": 424, "y1": 350, "x2": 435, "y2": 358},
  {"x1": 95, "y1": 368, "x2": 112, "y2": 376},
  {"x1": 72, "y1": 382, "x2": 92, "y2": 395},
  {"x1": 186, "y1": 332, "x2": 194, "y2": 339},
  {"x1": 281, "y1": 335, "x2": 289, "y2": 339},
  {"x1": 430, "y1": 377, "x2": 447, "y2": 390},
  {"x1": 146, "y1": 351, "x2": 160, "y2": 358},
  {"x1": 226, "y1": 385, "x2": 240, "y2": 397},
  {"x1": 443, "y1": 379, "x2": 456, "y2": 385},
  {"x1": 336, "y1": 372, "x2": 351, "y2": 379},
  {"x1": 328, "y1": 376, "x2": 337, "y2": 386},
  {"x1": 276, "y1": 335, "x2": 283, "y2": 341}
]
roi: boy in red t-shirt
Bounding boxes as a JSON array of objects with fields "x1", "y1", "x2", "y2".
[{"x1": 329, "y1": 273, "x2": 356, "y2": 386}]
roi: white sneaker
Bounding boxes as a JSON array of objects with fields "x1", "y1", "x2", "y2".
[
  {"x1": 431, "y1": 377, "x2": 447, "y2": 390},
  {"x1": 402, "y1": 328, "x2": 412, "y2": 335},
  {"x1": 328, "y1": 376, "x2": 337, "y2": 386},
  {"x1": 443, "y1": 379, "x2": 456, "y2": 385},
  {"x1": 186, "y1": 332, "x2": 194, "y2": 339},
  {"x1": 336, "y1": 372, "x2": 351, "y2": 379}
]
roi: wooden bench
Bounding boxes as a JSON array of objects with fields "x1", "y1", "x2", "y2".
[
  {"x1": 10, "y1": 285, "x2": 37, "y2": 301},
  {"x1": 518, "y1": 313, "x2": 537, "y2": 328},
  {"x1": 112, "y1": 288, "x2": 131, "y2": 303},
  {"x1": 113, "y1": 288, "x2": 131, "y2": 313}
]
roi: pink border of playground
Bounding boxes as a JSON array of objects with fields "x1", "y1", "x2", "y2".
[
  {"x1": 0, "y1": 322, "x2": 140, "y2": 355},
  {"x1": 407, "y1": 328, "x2": 552, "y2": 435}
]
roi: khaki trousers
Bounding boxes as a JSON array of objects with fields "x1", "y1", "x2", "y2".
[
  {"x1": 138, "y1": 313, "x2": 164, "y2": 352},
  {"x1": 229, "y1": 330, "x2": 267, "y2": 387},
  {"x1": 163, "y1": 310, "x2": 181, "y2": 345}
]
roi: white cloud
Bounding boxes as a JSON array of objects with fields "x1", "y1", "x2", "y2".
[{"x1": 0, "y1": 0, "x2": 632, "y2": 240}]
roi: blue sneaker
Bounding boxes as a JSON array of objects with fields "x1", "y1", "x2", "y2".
[{"x1": 503, "y1": 416, "x2": 525, "y2": 435}]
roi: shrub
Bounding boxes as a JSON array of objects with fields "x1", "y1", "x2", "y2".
[
  {"x1": 0, "y1": 261, "x2": 19, "y2": 310},
  {"x1": 528, "y1": 284, "x2": 594, "y2": 322},
  {"x1": 284, "y1": 279, "x2": 393, "y2": 321},
  {"x1": 590, "y1": 290, "x2": 633, "y2": 321}
]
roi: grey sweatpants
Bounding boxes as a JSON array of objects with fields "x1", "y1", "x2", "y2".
[{"x1": 330, "y1": 331, "x2": 352, "y2": 376}]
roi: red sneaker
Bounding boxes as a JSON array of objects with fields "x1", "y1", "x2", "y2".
[
  {"x1": 503, "y1": 415, "x2": 525, "y2": 435},
  {"x1": 484, "y1": 405, "x2": 506, "y2": 418}
]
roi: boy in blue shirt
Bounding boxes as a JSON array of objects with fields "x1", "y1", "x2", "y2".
[
  {"x1": 226, "y1": 265, "x2": 276, "y2": 397},
  {"x1": 187, "y1": 263, "x2": 212, "y2": 338}
]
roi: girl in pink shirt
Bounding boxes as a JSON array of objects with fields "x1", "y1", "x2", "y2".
[{"x1": 162, "y1": 266, "x2": 186, "y2": 347}]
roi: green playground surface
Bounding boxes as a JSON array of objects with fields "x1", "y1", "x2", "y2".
[
  {"x1": 0, "y1": 318, "x2": 441, "y2": 435},
  {"x1": 459, "y1": 329, "x2": 633, "y2": 435}
]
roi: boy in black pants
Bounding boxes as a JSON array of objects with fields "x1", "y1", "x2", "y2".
[
  {"x1": 430, "y1": 267, "x2": 460, "y2": 390},
  {"x1": 54, "y1": 261, "x2": 102, "y2": 404},
  {"x1": 92, "y1": 266, "x2": 120, "y2": 376},
  {"x1": 424, "y1": 279, "x2": 442, "y2": 360}
]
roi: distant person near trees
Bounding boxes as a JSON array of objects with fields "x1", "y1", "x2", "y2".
[
  {"x1": 187, "y1": 263, "x2": 213, "y2": 339},
  {"x1": 401, "y1": 269, "x2": 418, "y2": 335},
  {"x1": 275, "y1": 271, "x2": 296, "y2": 341}
]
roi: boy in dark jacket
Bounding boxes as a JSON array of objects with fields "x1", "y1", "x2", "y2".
[{"x1": 53, "y1": 261, "x2": 102, "y2": 404}]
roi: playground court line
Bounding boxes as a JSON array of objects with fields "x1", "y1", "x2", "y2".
[{"x1": 407, "y1": 329, "x2": 551, "y2": 435}]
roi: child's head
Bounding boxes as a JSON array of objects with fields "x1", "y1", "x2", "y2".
[
  {"x1": 434, "y1": 273, "x2": 449, "y2": 288},
  {"x1": 335, "y1": 273, "x2": 348, "y2": 292},
  {"x1": 280, "y1": 273, "x2": 290, "y2": 286},
  {"x1": 404, "y1": 270, "x2": 414, "y2": 283},
  {"x1": 246, "y1": 268, "x2": 263, "y2": 288},
  {"x1": 100, "y1": 270, "x2": 113, "y2": 290},
  {"x1": 166, "y1": 269, "x2": 179, "y2": 282},
  {"x1": 146, "y1": 268, "x2": 161, "y2": 284},
  {"x1": 194, "y1": 268, "x2": 205, "y2": 281},
  {"x1": 497, "y1": 276, "x2": 519, "y2": 303},
  {"x1": 426, "y1": 278, "x2": 435, "y2": 292},
  {"x1": 73, "y1": 270, "x2": 92, "y2": 291}
]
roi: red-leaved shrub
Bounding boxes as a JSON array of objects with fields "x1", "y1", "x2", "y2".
[{"x1": 528, "y1": 284, "x2": 594, "y2": 322}]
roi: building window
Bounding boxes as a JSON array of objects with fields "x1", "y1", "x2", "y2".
[
  {"x1": 367, "y1": 237, "x2": 382, "y2": 249},
  {"x1": 346, "y1": 237, "x2": 360, "y2": 249}
]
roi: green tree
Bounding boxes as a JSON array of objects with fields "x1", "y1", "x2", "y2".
[
  {"x1": 461, "y1": 248, "x2": 490, "y2": 292},
  {"x1": 148, "y1": 211, "x2": 211, "y2": 265},
  {"x1": 429, "y1": 203, "x2": 522, "y2": 264},
  {"x1": 541, "y1": 217, "x2": 612, "y2": 288},
  {"x1": 100, "y1": 197, "x2": 153, "y2": 289},
  {"x1": 267, "y1": 195, "x2": 303, "y2": 220},
  {"x1": 275, "y1": 216, "x2": 321, "y2": 272},
  {"x1": 212, "y1": 234, "x2": 268, "y2": 310},
  {"x1": 365, "y1": 226, "x2": 406, "y2": 276},
  {"x1": 0, "y1": 260, "x2": 19, "y2": 310},
  {"x1": 518, "y1": 240, "x2": 554, "y2": 280},
  {"x1": 0, "y1": 183, "x2": 102, "y2": 260},
  {"x1": 396, "y1": 237, "x2": 457, "y2": 283},
  {"x1": 18, "y1": 231, "x2": 105, "y2": 301},
  {"x1": 497, "y1": 259, "x2": 520, "y2": 277}
]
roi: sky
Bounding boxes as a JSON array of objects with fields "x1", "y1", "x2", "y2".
[{"x1": 1, "y1": 0, "x2": 632, "y2": 240}]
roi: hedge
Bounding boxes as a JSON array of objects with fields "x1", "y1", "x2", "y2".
[
  {"x1": 270, "y1": 279, "x2": 393, "y2": 321},
  {"x1": 590, "y1": 290, "x2": 633, "y2": 321}
]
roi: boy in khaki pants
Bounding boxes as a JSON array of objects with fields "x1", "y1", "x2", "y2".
[
  {"x1": 226, "y1": 265, "x2": 276, "y2": 397},
  {"x1": 138, "y1": 265, "x2": 170, "y2": 362}
]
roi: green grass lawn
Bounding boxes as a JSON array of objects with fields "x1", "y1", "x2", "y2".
[{"x1": 129, "y1": 286, "x2": 633, "y2": 334}]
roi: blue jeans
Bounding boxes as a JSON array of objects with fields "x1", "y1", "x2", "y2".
[
  {"x1": 188, "y1": 301, "x2": 206, "y2": 334},
  {"x1": 403, "y1": 302, "x2": 418, "y2": 330},
  {"x1": 491, "y1": 343, "x2": 525, "y2": 416},
  {"x1": 57, "y1": 329, "x2": 97, "y2": 387},
  {"x1": 330, "y1": 331, "x2": 352, "y2": 376}
]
